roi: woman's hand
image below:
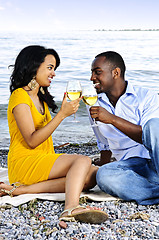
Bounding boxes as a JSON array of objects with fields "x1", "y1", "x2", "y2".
[
  {"x1": 59, "y1": 93, "x2": 82, "y2": 118},
  {"x1": 13, "y1": 93, "x2": 82, "y2": 149}
]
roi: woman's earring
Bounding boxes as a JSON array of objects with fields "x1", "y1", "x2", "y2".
[
  {"x1": 28, "y1": 77, "x2": 37, "y2": 90},
  {"x1": 40, "y1": 87, "x2": 45, "y2": 94}
]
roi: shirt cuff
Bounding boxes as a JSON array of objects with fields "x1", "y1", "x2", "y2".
[{"x1": 97, "y1": 141, "x2": 110, "y2": 151}]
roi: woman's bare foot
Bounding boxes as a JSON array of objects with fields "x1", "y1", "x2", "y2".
[
  {"x1": 0, "y1": 182, "x2": 23, "y2": 197},
  {"x1": 59, "y1": 205, "x2": 108, "y2": 225},
  {"x1": 0, "y1": 182, "x2": 12, "y2": 196},
  {"x1": 60, "y1": 205, "x2": 102, "y2": 218}
]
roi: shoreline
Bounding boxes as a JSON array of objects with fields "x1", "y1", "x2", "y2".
[{"x1": 0, "y1": 143, "x2": 100, "y2": 169}]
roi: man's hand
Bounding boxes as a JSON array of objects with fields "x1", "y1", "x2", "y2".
[
  {"x1": 94, "y1": 150, "x2": 112, "y2": 166},
  {"x1": 90, "y1": 106, "x2": 113, "y2": 124}
]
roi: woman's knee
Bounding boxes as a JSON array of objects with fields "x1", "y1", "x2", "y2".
[
  {"x1": 75, "y1": 155, "x2": 92, "y2": 168},
  {"x1": 48, "y1": 154, "x2": 90, "y2": 179}
]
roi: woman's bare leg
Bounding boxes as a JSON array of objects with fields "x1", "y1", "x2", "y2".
[
  {"x1": 48, "y1": 154, "x2": 92, "y2": 210},
  {"x1": 0, "y1": 155, "x2": 98, "y2": 200},
  {"x1": 0, "y1": 178, "x2": 66, "y2": 196}
]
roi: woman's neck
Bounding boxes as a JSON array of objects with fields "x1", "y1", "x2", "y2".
[{"x1": 23, "y1": 85, "x2": 40, "y2": 97}]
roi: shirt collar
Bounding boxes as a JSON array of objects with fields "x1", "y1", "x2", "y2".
[
  {"x1": 125, "y1": 81, "x2": 137, "y2": 96},
  {"x1": 98, "y1": 81, "x2": 137, "y2": 100}
]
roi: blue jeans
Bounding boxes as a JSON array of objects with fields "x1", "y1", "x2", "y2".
[{"x1": 96, "y1": 118, "x2": 159, "y2": 205}]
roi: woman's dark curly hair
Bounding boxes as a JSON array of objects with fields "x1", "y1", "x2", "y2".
[{"x1": 9, "y1": 45, "x2": 60, "y2": 113}]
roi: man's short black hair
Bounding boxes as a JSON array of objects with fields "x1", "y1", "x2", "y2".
[{"x1": 95, "y1": 51, "x2": 126, "y2": 78}]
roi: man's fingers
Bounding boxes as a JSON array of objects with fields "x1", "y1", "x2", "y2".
[
  {"x1": 90, "y1": 106, "x2": 99, "y2": 111},
  {"x1": 90, "y1": 106, "x2": 99, "y2": 115}
]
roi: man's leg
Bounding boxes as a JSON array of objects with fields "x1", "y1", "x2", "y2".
[
  {"x1": 142, "y1": 118, "x2": 159, "y2": 175},
  {"x1": 96, "y1": 157, "x2": 159, "y2": 205}
]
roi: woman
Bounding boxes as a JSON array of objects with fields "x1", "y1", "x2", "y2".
[{"x1": 0, "y1": 45, "x2": 108, "y2": 224}]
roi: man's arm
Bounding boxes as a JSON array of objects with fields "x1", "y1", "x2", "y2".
[{"x1": 90, "y1": 106, "x2": 142, "y2": 144}]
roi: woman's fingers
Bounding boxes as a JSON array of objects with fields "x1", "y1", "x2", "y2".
[
  {"x1": 60, "y1": 94, "x2": 82, "y2": 117},
  {"x1": 70, "y1": 101, "x2": 80, "y2": 113},
  {"x1": 62, "y1": 92, "x2": 67, "y2": 102}
]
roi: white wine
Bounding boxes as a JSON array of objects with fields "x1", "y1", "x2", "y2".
[
  {"x1": 67, "y1": 91, "x2": 82, "y2": 100},
  {"x1": 82, "y1": 95, "x2": 97, "y2": 106}
]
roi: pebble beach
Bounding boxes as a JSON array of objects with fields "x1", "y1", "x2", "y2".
[{"x1": 0, "y1": 144, "x2": 159, "y2": 240}]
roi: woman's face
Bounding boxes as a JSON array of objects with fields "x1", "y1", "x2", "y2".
[{"x1": 36, "y1": 54, "x2": 56, "y2": 87}]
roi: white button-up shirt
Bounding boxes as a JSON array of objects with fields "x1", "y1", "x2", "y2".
[{"x1": 87, "y1": 81, "x2": 159, "y2": 161}]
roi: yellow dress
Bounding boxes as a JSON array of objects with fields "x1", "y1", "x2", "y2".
[{"x1": 7, "y1": 88, "x2": 62, "y2": 185}]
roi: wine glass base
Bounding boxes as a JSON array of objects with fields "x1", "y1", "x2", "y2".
[
  {"x1": 91, "y1": 121, "x2": 102, "y2": 127},
  {"x1": 68, "y1": 117, "x2": 80, "y2": 123},
  {"x1": 71, "y1": 119, "x2": 80, "y2": 123}
]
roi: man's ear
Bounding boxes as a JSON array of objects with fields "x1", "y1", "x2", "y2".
[{"x1": 112, "y1": 67, "x2": 121, "y2": 78}]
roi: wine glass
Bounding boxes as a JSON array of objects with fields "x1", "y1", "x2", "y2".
[
  {"x1": 66, "y1": 80, "x2": 82, "y2": 122},
  {"x1": 82, "y1": 83, "x2": 98, "y2": 126}
]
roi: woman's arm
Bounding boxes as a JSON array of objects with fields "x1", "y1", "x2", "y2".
[{"x1": 13, "y1": 94, "x2": 81, "y2": 148}]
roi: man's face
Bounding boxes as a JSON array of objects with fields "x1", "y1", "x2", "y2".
[{"x1": 90, "y1": 56, "x2": 114, "y2": 94}]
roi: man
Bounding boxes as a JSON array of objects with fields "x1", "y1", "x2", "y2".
[{"x1": 88, "y1": 51, "x2": 159, "y2": 205}]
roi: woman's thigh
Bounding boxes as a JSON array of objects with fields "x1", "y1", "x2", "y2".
[{"x1": 48, "y1": 154, "x2": 91, "y2": 180}]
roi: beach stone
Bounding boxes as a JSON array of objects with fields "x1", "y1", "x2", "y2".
[
  {"x1": 138, "y1": 205, "x2": 147, "y2": 210},
  {"x1": 59, "y1": 221, "x2": 67, "y2": 229},
  {"x1": 81, "y1": 224, "x2": 90, "y2": 233}
]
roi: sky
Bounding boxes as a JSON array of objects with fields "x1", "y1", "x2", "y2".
[{"x1": 0, "y1": 0, "x2": 159, "y2": 32}]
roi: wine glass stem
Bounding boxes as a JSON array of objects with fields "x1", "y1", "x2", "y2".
[
  {"x1": 93, "y1": 118, "x2": 96, "y2": 124},
  {"x1": 91, "y1": 117, "x2": 98, "y2": 127}
]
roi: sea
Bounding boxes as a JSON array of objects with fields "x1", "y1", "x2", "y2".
[{"x1": 0, "y1": 30, "x2": 159, "y2": 149}]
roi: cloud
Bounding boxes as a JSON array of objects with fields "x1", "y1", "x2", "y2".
[
  {"x1": 0, "y1": 6, "x2": 5, "y2": 10},
  {"x1": 48, "y1": 8, "x2": 55, "y2": 15}
]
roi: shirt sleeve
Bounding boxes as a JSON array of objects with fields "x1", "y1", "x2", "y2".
[
  {"x1": 8, "y1": 88, "x2": 31, "y2": 113},
  {"x1": 86, "y1": 105, "x2": 110, "y2": 151},
  {"x1": 140, "y1": 91, "x2": 159, "y2": 128}
]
